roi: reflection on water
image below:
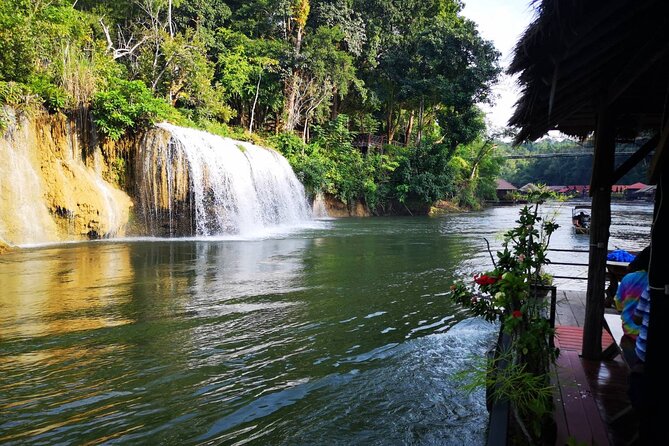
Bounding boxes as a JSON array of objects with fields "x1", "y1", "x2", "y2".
[
  {"x1": 0, "y1": 202, "x2": 651, "y2": 444},
  {"x1": 0, "y1": 244, "x2": 135, "y2": 340}
]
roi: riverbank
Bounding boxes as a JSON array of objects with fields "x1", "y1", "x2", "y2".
[{"x1": 429, "y1": 199, "x2": 465, "y2": 215}]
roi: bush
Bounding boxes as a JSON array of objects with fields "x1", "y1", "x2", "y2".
[
  {"x1": 272, "y1": 132, "x2": 329, "y2": 195},
  {"x1": 27, "y1": 75, "x2": 69, "y2": 112},
  {"x1": 390, "y1": 142, "x2": 455, "y2": 205},
  {"x1": 0, "y1": 81, "x2": 41, "y2": 134},
  {"x1": 92, "y1": 78, "x2": 175, "y2": 140},
  {"x1": 0, "y1": 81, "x2": 33, "y2": 106}
]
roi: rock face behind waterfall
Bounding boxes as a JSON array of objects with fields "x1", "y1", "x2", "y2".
[
  {"x1": 0, "y1": 107, "x2": 133, "y2": 246},
  {"x1": 136, "y1": 124, "x2": 312, "y2": 237}
]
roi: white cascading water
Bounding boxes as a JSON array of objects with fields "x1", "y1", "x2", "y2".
[
  {"x1": 139, "y1": 123, "x2": 313, "y2": 237},
  {"x1": 0, "y1": 132, "x2": 60, "y2": 245},
  {"x1": 312, "y1": 192, "x2": 330, "y2": 218},
  {"x1": 0, "y1": 107, "x2": 130, "y2": 246}
]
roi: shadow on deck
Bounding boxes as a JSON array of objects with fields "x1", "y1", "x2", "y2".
[{"x1": 552, "y1": 290, "x2": 640, "y2": 445}]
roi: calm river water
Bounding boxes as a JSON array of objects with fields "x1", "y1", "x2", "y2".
[{"x1": 0, "y1": 201, "x2": 652, "y2": 445}]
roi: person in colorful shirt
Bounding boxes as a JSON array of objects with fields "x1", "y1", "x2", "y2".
[
  {"x1": 628, "y1": 245, "x2": 651, "y2": 363},
  {"x1": 614, "y1": 269, "x2": 648, "y2": 364}
]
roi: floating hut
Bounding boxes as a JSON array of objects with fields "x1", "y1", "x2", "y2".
[
  {"x1": 495, "y1": 178, "x2": 517, "y2": 200},
  {"x1": 508, "y1": 0, "x2": 669, "y2": 442}
]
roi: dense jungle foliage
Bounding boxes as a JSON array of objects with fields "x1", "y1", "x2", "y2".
[{"x1": 0, "y1": 0, "x2": 505, "y2": 213}]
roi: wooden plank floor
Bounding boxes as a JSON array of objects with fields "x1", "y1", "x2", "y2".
[
  {"x1": 554, "y1": 350, "x2": 610, "y2": 445},
  {"x1": 552, "y1": 318, "x2": 639, "y2": 445},
  {"x1": 555, "y1": 290, "x2": 588, "y2": 327}
]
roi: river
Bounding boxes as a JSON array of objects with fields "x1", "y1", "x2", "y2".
[{"x1": 0, "y1": 201, "x2": 652, "y2": 445}]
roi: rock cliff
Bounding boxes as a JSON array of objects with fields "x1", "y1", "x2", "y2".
[{"x1": 0, "y1": 107, "x2": 132, "y2": 246}]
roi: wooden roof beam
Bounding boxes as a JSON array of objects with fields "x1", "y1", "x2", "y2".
[
  {"x1": 536, "y1": 37, "x2": 652, "y2": 111},
  {"x1": 540, "y1": 32, "x2": 628, "y2": 89},
  {"x1": 611, "y1": 134, "x2": 659, "y2": 184},
  {"x1": 650, "y1": 117, "x2": 669, "y2": 183},
  {"x1": 514, "y1": 50, "x2": 624, "y2": 127},
  {"x1": 514, "y1": 50, "x2": 668, "y2": 139},
  {"x1": 557, "y1": 0, "x2": 637, "y2": 53}
]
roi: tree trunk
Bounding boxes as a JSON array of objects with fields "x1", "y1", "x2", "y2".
[
  {"x1": 284, "y1": 26, "x2": 304, "y2": 131},
  {"x1": 387, "y1": 105, "x2": 395, "y2": 143},
  {"x1": 386, "y1": 90, "x2": 396, "y2": 143},
  {"x1": 249, "y1": 72, "x2": 262, "y2": 133},
  {"x1": 469, "y1": 139, "x2": 494, "y2": 180},
  {"x1": 284, "y1": 74, "x2": 298, "y2": 131},
  {"x1": 405, "y1": 109, "x2": 415, "y2": 145},
  {"x1": 168, "y1": 0, "x2": 174, "y2": 37},
  {"x1": 417, "y1": 98, "x2": 424, "y2": 145},
  {"x1": 331, "y1": 87, "x2": 339, "y2": 120}
]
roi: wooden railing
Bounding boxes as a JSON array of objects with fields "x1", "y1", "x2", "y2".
[
  {"x1": 546, "y1": 248, "x2": 590, "y2": 281},
  {"x1": 352, "y1": 134, "x2": 386, "y2": 149}
]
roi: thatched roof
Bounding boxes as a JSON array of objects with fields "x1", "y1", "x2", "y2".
[
  {"x1": 519, "y1": 183, "x2": 540, "y2": 192},
  {"x1": 496, "y1": 178, "x2": 517, "y2": 191},
  {"x1": 508, "y1": 0, "x2": 669, "y2": 144}
]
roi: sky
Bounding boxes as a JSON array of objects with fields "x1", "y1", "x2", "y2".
[{"x1": 460, "y1": 0, "x2": 537, "y2": 130}]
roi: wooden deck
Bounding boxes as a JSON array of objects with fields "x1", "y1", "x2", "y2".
[{"x1": 552, "y1": 290, "x2": 639, "y2": 445}]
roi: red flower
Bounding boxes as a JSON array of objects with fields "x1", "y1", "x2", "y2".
[
  {"x1": 474, "y1": 274, "x2": 499, "y2": 286},
  {"x1": 512, "y1": 310, "x2": 523, "y2": 319}
]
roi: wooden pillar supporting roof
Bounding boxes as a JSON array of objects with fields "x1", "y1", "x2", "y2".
[
  {"x1": 582, "y1": 105, "x2": 616, "y2": 360},
  {"x1": 641, "y1": 136, "x2": 669, "y2": 443}
]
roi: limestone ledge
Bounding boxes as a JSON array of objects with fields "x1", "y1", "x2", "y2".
[
  {"x1": 0, "y1": 106, "x2": 133, "y2": 245},
  {"x1": 322, "y1": 193, "x2": 371, "y2": 217}
]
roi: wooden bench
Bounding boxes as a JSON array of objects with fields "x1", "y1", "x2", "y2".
[{"x1": 602, "y1": 312, "x2": 626, "y2": 360}]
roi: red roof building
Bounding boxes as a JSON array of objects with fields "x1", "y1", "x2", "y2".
[{"x1": 626, "y1": 182, "x2": 647, "y2": 191}]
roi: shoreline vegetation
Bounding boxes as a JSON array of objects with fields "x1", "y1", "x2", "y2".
[{"x1": 0, "y1": 0, "x2": 503, "y2": 219}]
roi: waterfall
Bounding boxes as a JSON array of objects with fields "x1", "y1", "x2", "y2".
[
  {"x1": 0, "y1": 124, "x2": 60, "y2": 245},
  {"x1": 312, "y1": 193, "x2": 330, "y2": 219},
  {"x1": 137, "y1": 124, "x2": 313, "y2": 237},
  {"x1": 0, "y1": 107, "x2": 131, "y2": 247}
]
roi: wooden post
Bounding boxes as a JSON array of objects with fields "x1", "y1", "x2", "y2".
[
  {"x1": 582, "y1": 106, "x2": 616, "y2": 360},
  {"x1": 640, "y1": 166, "x2": 669, "y2": 443}
]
